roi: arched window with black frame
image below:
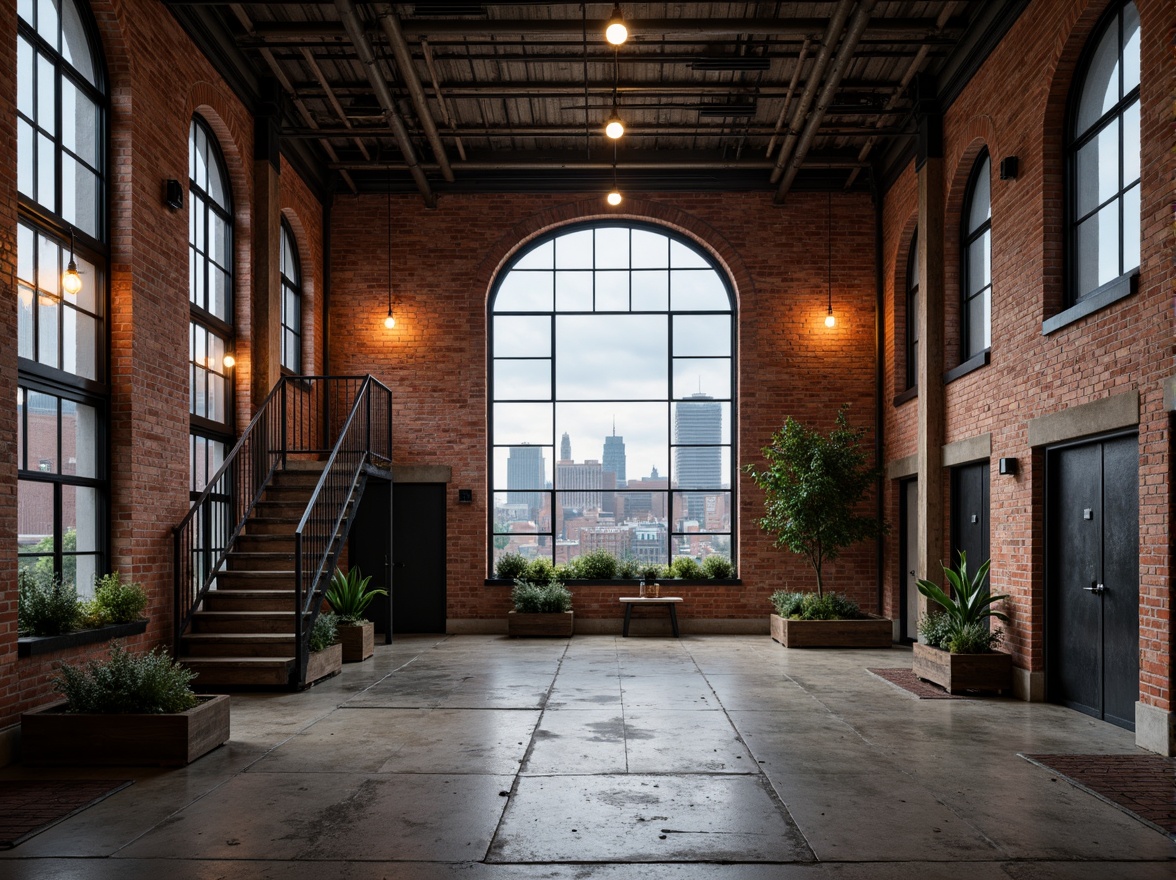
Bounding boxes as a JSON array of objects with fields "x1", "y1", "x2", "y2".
[
  {"x1": 279, "y1": 218, "x2": 302, "y2": 374},
  {"x1": 16, "y1": 0, "x2": 108, "y2": 598},
  {"x1": 489, "y1": 223, "x2": 735, "y2": 576},
  {"x1": 905, "y1": 230, "x2": 919, "y2": 392},
  {"x1": 188, "y1": 117, "x2": 234, "y2": 574},
  {"x1": 1067, "y1": 1, "x2": 1140, "y2": 304},
  {"x1": 961, "y1": 152, "x2": 992, "y2": 360}
]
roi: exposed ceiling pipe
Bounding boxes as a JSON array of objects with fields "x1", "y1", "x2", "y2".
[
  {"x1": 377, "y1": 7, "x2": 454, "y2": 183},
  {"x1": 334, "y1": 0, "x2": 435, "y2": 207},
  {"x1": 299, "y1": 46, "x2": 372, "y2": 164},
  {"x1": 329, "y1": 159, "x2": 869, "y2": 172},
  {"x1": 769, "y1": 0, "x2": 854, "y2": 184},
  {"x1": 775, "y1": 0, "x2": 878, "y2": 203},
  {"x1": 766, "y1": 37, "x2": 811, "y2": 159},
  {"x1": 421, "y1": 38, "x2": 466, "y2": 161}
]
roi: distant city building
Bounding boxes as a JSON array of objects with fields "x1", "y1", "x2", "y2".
[
  {"x1": 675, "y1": 392, "x2": 722, "y2": 521},
  {"x1": 557, "y1": 458, "x2": 603, "y2": 510},
  {"x1": 631, "y1": 521, "x2": 668, "y2": 565},
  {"x1": 602, "y1": 426, "x2": 627, "y2": 487},
  {"x1": 560, "y1": 432, "x2": 572, "y2": 462},
  {"x1": 506, "y1": 444, "x2": 546, "y2": 515},
  {"x1": 580, "y1": 524, "x2": 633, "y2": 558},
  {"x1": 626, "y1": 467, "x2": 668, "y2": 519}
]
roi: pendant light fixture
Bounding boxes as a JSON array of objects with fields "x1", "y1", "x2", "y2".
[
  {"x1": 607, "y1": 142, "x2": 622, "y2": 206},
  {"x1": 62, "y1": 227, "x2": 83, "y2": 296},
  {"x1": 384, "y1": 167, "x2": 396, "y2": 330},
  {"x1": 604, "y1": 4, "x2": 628, "y2": 46},
  {"x1": 824, "y1": 189, "x2": 836, "y2": 328},
  {"x1": 604, "y1": 46, "x2": 624, "y2": 139}
]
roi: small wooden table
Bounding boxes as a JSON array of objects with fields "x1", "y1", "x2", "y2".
[{"x1": 619, "y1": 596, "x2": 683, "y2": 637}]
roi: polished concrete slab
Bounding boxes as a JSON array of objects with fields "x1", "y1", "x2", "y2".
[{"x1": 0, "y1": 634, "x2": 1171, "y2": 877}]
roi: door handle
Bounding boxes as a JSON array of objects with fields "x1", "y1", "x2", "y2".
[{"x1": 1083, "y1": 582, "x2": 1105, "y2": 594}]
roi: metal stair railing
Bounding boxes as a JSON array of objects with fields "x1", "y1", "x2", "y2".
[{"x1": 173, "y1": 375, "x2": 392, "y2": 660}]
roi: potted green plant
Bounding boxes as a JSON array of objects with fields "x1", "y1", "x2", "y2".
[
  {"x1": 912, "y1": 552, "x2": 1012, "y2": 694},
  {"x1": 18, "y1": 570, "x2": 150, "y2": 657},
  {"x1": 507, "y1": 577, "x2": 574, "y2": 637},
  {"x1": 326, "y1": 567, "x2": 387, "y2": 662},
  {"x1": 744, "y1": 405, "x2": 890, "y2": 647},
  {"x1": 304, "y1": 611, "x2": 344, "y2": 682},
  {"x1": 21, "y1": 641, "x2": 230, "y2": 766}
]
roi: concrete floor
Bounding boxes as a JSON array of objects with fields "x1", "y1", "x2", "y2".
[{"x1": 1, "y1": 635, "x2": 1172, "y2": 878}]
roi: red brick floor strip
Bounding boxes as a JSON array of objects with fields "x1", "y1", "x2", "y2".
[
  {"x1": 867, "y1": 667, "x2": 966, "y2": 699},
  {"x1": 0, "y1": 780, "x2": 133, "y2": 849},
  {"x1": 1023, "y1": 754, "x2": 1175, "y2": 835}
]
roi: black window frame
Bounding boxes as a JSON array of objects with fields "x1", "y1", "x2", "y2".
[
  {"x1": 960, "y1": 150, "x2": 992, "y2": 363},
  {"x1": 279, "y1": 217, "x2": 303, "y2": 374},
  {"x1": 904, "y1": 229, "x2": 919, "y2": 392}
]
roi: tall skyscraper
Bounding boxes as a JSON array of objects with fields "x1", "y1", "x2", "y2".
[
  {"x1": 674, "y1": 392, "x2": 722, "y2": 521},
  {"x1": 506, "y1": 444, "x2": 546, "y2": 515},
  {"x1": 602, "y1": 424, "x2": 627, "y2": 487},
  {"x1": 560, "y1": 432, "x2": 572, "y2": 462}
]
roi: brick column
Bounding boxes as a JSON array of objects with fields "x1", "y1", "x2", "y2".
[{"x1": 251, "y1": 81, "x2": 282, "y2": 406}]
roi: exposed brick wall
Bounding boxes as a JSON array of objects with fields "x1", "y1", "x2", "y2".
[
  {"x1": 879, "y1": 0, "x2": 1174, "y2": 711},
  {"x1": 329, "y1": 191, "x2": 880, "y2": 622}
]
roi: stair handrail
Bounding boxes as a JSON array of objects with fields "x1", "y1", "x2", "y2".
[{"x1": 292, "y1": 375, "x2": 393, "y2": 683}]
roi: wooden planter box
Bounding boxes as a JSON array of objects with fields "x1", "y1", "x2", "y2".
[
  {"x1": 770, "y1": 613, "x2": 893, "y2": 648},
  {"x1": 912, "y1": 642, "x2": 1012, "y2": 695},
  {"x1": 338, "y1": 621, "x2": 374, "y2": 663},
  {"x1": 305, "y1": 643, "x2": 343, "y2": 684},
  {"x1": 21, "y1": 694, "x2": 230, "y2": 767},
  {"x1": 508, "y1": 610, "x2": 574, "y2": 637}
]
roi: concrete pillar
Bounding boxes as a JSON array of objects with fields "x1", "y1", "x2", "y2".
[{"x1": 251, "y1": 80, "x2": 282, "y2": 407}]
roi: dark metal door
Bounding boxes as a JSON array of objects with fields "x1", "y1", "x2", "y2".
[
  {"x1": 391, "y1": 482, "x2": 447, "y2": 633},
  {"x1": 951, "y1": 462, "x2": 990, "y2": 609},
  {"x1": 899, "y1": 479, "x2": 919, "y2": 642},
  {"x1": 1047, "y1": 436, "x2": 1138, "y2": 730},
  {"x1": 348, "y1": 480, "x2": 392, "y2": 640}
]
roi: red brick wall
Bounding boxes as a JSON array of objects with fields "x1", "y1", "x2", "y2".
[
  {"x1": 329, "y1": 192, "x2": 880, "y2": 622},
  {"x1": 879, "y1": 0, "x2": 1174, "y2": 711}
]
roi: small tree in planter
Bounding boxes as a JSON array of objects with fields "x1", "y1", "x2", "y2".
[
  {"x1": 508, "y1": 577, "x2": 573, "y2": 637},
  {"x1": 745, "y1": 405, "x2": 889, "y2": 647},
  {"x1": 326, "y1": 567, "x2": 387, "y2": 662},
  {"x1": 913, "y1": 552, "x2": 1012, "y2": 694}
]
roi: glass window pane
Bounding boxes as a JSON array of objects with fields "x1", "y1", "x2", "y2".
[
  {"x1": 37, "y1": 0, "x2": 59, "y2": 47},
  {"x1": 966, "y1": 156, "x2": 991, "y2": 232},
  {"x1": 63, "y1": 399, "x2": 98, "y2": 478},
  {"x1": 555, "y1": 271, "x2": 593, "y2": 311},
  {"x1": 18, "y1": 480, "x2": 54, "y2": 555},
  {"x1": 673, "y1": 398, "x2": 730, "y2": 446},
  {"x1": 595, "y1": 270, "x2": 629, "y2": 311},
  {"x1": 18, "y1": 119, "x2": 35, "y2": 198},
  {"x1": 556, "y1": 401, "x2": 669, "y2": 483},
  {"x1": 594, "y1": 227, "x2": 630, "y2": 269},
  {"x1": 555, "y1": 229, "x2": 593, "y2": 269},
  {"x1": 26, "y1": 391, "x2": 58, "y2": 473},
  {"x1": 38, "y1": 133, "x2": 55, "y2": 211},
  {"x1": 208, "y1": 373, "x2": 225, "y2": 423},
  {"x1": 494, "y1": 402, "x2": 553, "y2": 446},
  {"x1": 672, "y1": 492, "x2": 732, "y2": 535},
  {"x1": 61, "y1": 0, "x2": 96, "y2": 85},
  {"x1": 62, "y1": 79, "x2": 98, "y2": 166},
  {"x1": 62, "y1": 483, "x2": 98, "y2": 554},
  {"x1": 208, "y1": 151, "x2": 226, "y2": 208},
  {"x1": 19, "y1": 283, "x2": 35, "y2": 360},
  {"x1": 66, "y1": 252, "x2": 97, "y2": 313},
  {"x1": 18, "y1": 38, "x2": 34, "y2": 118},
  {"x1": 1122, "y1": 99, "x2": 1140, "y2": 185},
  {"x1": 631, "y1": 270, "x2": 669, "y2": 311},
  {"x1": 37, "y1": 54, "x2": 55, "y2": 134},
  {"x1": 494, "y1": 358, "x2": 552, "y2": 401},
  {"x1": 671, "y1": 270, "x2": 730, "y2": 311},
  {"x1": 63, "y1": 306, "x2": 97, "y2": 379},
  {"x1": 494, "y1": 446, "x2": 553, "y2": 492},
  {"x1": 18, "y1": 0, "x2": 33, "y2": 28},
  {"x1": 1122, "y1": 183, "x2": 1140, "y2": 274},
  {"x1": 513, "y1": 239, "x2": 552, "y2": 270},
  {"x1": 209, "y1": 266, "x2": 229, "y2": 321},
  {"x1": 192, "y1": 365, "x2": 207, "y2": 418},
  {"x1": 1074, "y1": 203, "x2": 1119, "y2": 297},
  {"x1": 631, "y1": 229, "x2": 669, "y2": 268},
  {"x1": 1122, "y1": 3, "x2": 1140, "y2": 93},
  {"x1": 673, "y1": 447, "x2": 730, "y2": 489},
  {"x1": 555, "y1": 315, "x2": 667, "y2": 400},
  {"x1": 1075, "y1": 120, "x2": 1118, "y2": 218},
  {"x1": 673, "y1": 358, "x2": 731, "y2": 400},
  {"x1": 1076, "y1": 20, "x2": 1121, "y2": 133},
  {"x1": 968, "y1": 290, "x2": 989, "y2": 355},
  {"x1": 494, "y1": 315, "x2": 551, "y2": 358},
  {"x1": 967, "y1": 233, "x2": 990, "y2": 294},
  {"x1": 210, "y1": 214, "x2": 230, "y2": 268},
  {"x1": 38, "y1": 293, "x2": 60, "y2": 368},
  {"x1": 670, "y1": 239, "x2": 709, "y2": 268},
  {"x1": 495, "y1": 272, "x2": 553, "y2": 312},
  {"x1": 64, "y1": 158, "x2": 99, "y2": 238},
  {"x1": 674, "y1": 315, "x2": 730, "y2": 356}
]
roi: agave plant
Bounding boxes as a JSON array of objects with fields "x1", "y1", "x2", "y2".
[
  {"x1": 916, "y1": 551, "x2": 1008, "y2": 631},
  {"x1": 326, "y1": 566, "x2": 388, "y2": 624}
]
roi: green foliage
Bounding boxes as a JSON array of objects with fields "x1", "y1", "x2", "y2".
[
  {"x1": 918, "y1": 610, "x2": 955, "y2": 649},
  {"x1": 511, "y1": 578, "x2": 573, "y2": 614},
  {"x1": 701, "y1": 555, "x2": 735, "y2": 579},
  {"x1": 617, "y1": 556, "x2": 641, "y2": 579},
  {"x1": 326, "y1": 567, "x2": 387, "y2": 624},
  {"x1": 770, "y1": 589, "x2": 860, "y2": 620},
  {"x1": 53, "y1": 642, "x2": 198, "y2": 714},
  {"x1": 947, "y1": 621, "x2": 1003, "y2": 654},
  {"x1": 744, "y1": 405, "x2": 886, "y2": 597},
  {"x1": 81, "y1": 572, "x2": 148, "y2": 626},
  {"x1": 916, "y1": 553, "x2": 1007, "y2": 654},
  {"x1": 309, "y1": 612, "x2": 339, "y2": 652},
  {"x1": 641, "y1": 564, "x2": 666, "y2": 583},
  {"x1": 551, "y1": 564, "x2": 572, "y2": 583},
  {"x1": 526, "y1": 556, "x2": 557, "y2": 583},
  {"x1": 18, "y1": 569, "x2": 81, "y2": 636},
  {"x1": 667, "y1": 556, "x2": 703, "y2": 579},
  {"x1": 568, "y1": 549, "x2": 618, "y2": 579},
  {"x1": 495, "y1": 552, "x2": 530, "y2": 580},
  {"x1": 23, "y1": 528, "x2": 77, "y2": 590}
]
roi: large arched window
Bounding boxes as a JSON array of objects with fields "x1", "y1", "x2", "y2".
[
  {"x1": 188, "y1": 117, "x2": 234, "y2": 513},
  {"x1": 904, "y1": 230, "x2": 919, "y2": 392},
  {"x1": 490, "y1": 224, "x2": 735, "y2": 574},
  {"x1": 279, "y1": 219, "x2": 302, "y2": 373},
  {"x1": 1068, "y1": 1, "x2": 1140, "y2": 304},
  {"x1": 961, "y1": 152, "x2": 991, "y2": 360},
  {"x1": 16, "y1": 0, "x2": 108, "y2": 596}
]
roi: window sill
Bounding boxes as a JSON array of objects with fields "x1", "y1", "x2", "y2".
[
  {"x1": 943, "y1": 349, "x2": 990, "y2": 384},
  {"x1": 18, "y1": 618, "x2": 148, "y2": 658},
  {"x1": 893, "y1": 386, "x2": 917, "y2": 407},
  {"x1": 1043, "y1": 271, "x2": 1138, "y2": 336},
  {"x1": 485, "y1": 578, "x2": 742, "y2": 588}
]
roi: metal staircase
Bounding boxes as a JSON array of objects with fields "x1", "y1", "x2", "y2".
[{"x1": 173, "y1": 376, "x2": 392, "y2": 689}]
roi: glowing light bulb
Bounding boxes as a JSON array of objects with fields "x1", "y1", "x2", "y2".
[
  {"x1": 824, "y1": 311, "x2": 836, "y2": 328},
  {"x1": 222, "y1": 354, "x2": 236, "y2": 369},
  {"x1": 384, "y1": 313, "x2": 396, "y2": 329},
  {"x1": 605, "y1": 112, "x2": 624, "y2": 140},
  {"x1": 605, "y1": 5, "x2": 627, "y2": 45},
  {"x1": 607, "y1": 189, "x2": 622, "y2": 206},
  {"x1": 62, "y1": 260, "x2": 82, "y2": 296}
]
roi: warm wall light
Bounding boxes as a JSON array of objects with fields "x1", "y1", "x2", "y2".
[
  {"x1": 825, "y1": 309, "x2": 836, "y2": 328},
  {"x1": 222, "y1": 353, "x2": 236, "y2": 369},
  {"x1": 384, "y1": 311, "x2": 396, "y2": 329},
  {"x1": 62, "y1": 228, "x2": 83, "y2": 296},
  {"x1": 604, "y1": 4, "x2": 627, "y2": 45},
  {"x1": 384, "y1": 167, "x2": 396, "y2": 331},
  {"x1": 823, "y1": 189, "x2": 835, "y2": 328}
]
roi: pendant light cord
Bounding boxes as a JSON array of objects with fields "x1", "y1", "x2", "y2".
[
  {"x1": 387, "y1": 164, "x2": 393, "y2": 318},
  {"x1": 827, "y1": 188, "x2": 832, "y2": 314}
]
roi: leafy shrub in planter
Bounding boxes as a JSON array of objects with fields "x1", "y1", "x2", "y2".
[
  {"x1": 53, "y1": 642, "x2": 198, "y2": 714},
  {"x1": 309, "y1": 612, "x2": 339, "y2": 652},
  {"x1": 18, "y1": 570, "x2": 81, "y2": 636},
  {"x1": 919, "y1": 612, "x2": 1003, "y2": 654},
  {"x1": 641, "y1": 564, "x2": 666, "y2": 583},
  {"x1": 916, "y1": 552, "x2": 1007, "y2": 653},
  {"x1": 568, "y1": 549, "x2": 618, "y2": 579},
  {"x1": 770, "y1": 590, "x2": 861, "y2": 620},
  {"x1": 668, "y1": 557, "x2": 703, "y2": 579},
  {"x1": 80, "y1": 573, "x2": 148, "y2": 627},
  {"x1": 495, "y1": 552, "x2": 529, "y2": 580},
  {"x1": 326, "y1": 566, "x2": 387, "y2": 624},
  {"x1": 701, "y1": 555, "x2": 735, "y2": 579},
  {"x1": 526, "y1": 557, "x2": 556, "y2": 583},
  {"x1": 511, "y1": 578, "x2": 573, "y2": 614},
  {"x1": 617, "y1": 556, "x2": 641, "y2": 579}
]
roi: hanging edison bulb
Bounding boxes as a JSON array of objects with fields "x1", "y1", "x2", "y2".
[{"x1": 604, "y1": 4, "x2": 628, "y2": 45}]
